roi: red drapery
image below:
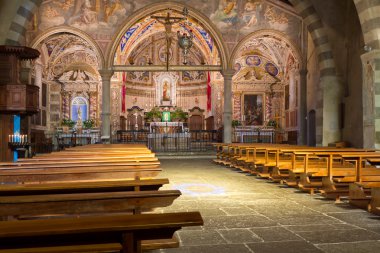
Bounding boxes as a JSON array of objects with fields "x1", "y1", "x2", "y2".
[
  {"x1": 122, "y1": 72, "x2": 126, "y2": 113},
  {"x1": 207, "y1": 72, "x2": 211, "y2": 111}
]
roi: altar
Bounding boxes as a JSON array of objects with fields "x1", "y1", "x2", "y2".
[{"x1": 149, "y1": 122, "x2": 184, "y2": 133}]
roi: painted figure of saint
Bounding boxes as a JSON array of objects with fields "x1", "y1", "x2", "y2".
[{"x1": 163, "y1": 81, "x2": 170, "y2": 101}]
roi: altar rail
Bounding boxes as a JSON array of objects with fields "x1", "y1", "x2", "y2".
[
  {"x1": 114, "y1": 130, "x2": 218, "y2": 152},
  {"x1": 232, "y1": 128, "x2": 286, "y2": 144},
  {"x1": 32, "y1": 131, "x2": 102, "y2": 154}
]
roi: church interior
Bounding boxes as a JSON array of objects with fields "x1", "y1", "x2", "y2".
[{"x1": 1, "y1": 0, "x2": 380, "y2": 252}]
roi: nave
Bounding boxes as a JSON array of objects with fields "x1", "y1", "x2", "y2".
[{"x1": 154, "y1": 158, "x2": 380, "y2": 253}]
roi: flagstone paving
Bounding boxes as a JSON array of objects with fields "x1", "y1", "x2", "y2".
[{"x1": 150, "y1": 159, "x2": 380, "y2": 253}]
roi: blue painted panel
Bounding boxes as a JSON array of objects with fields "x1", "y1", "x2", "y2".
[{"x1": 72, "y1": 104, "x2": 88, "y2": 122}]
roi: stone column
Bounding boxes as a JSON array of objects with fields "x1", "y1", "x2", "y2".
[
  {"x1": 222, "y1": 70, "x2": 234, "y2": 143},
  {"x1": 361, "y1": 50, "x2": 380, "y2": 148},
  {"x1": 99, "y1": 69, "x2": 114, "y2": 143},
  {"x1": 299, "y1": 69, "x2": 307, "y2": 145},
  {"x1": 321, "y1": 75, "x2": 343, "y2": 146}
]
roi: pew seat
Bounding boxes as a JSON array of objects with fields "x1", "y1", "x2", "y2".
[
  {"x1": 0, "y1": 190, "x2": 181, "y2": 218},
  {"x1": 0, "y1": 212, "x2": 203, "y2": 253}
]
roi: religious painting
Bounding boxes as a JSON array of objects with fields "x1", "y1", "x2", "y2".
[
  {"x1": 154, "y1": 72, "x2": 178, "y2": 106},
  {"x1": 162, "y1": 111, "x2": 171, "y2": 122},
  {"x1": 242, "y1": 94, "x2": 264, "y2": 126},
  {"x1": 71, "y1": 97, "x2": 88, "y2": 122},
  {"x1": 265, "y1": 62, "x2": 279, "y2": 76},
  {"x1": 234, "y1": 62, "x2": 241, "y2": 73},
  {"x1": 210, "y1": 0, "x2": 238, "y2": 30},
  {"x1": 241, "y1": 0, "x2": 261, "y2": 30},
  {"x1": 162, "y1": 81, "x2": 171, "y2": 102},
  {"x1": 246, "y1": 55, "x2": 261, "y2": 66}
]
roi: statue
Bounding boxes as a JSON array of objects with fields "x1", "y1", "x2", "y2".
[
  {"x1": 163, "y1": 81, "x2": 170, "y2": 101},
  {"x1": 76, "y1": 106, "x2": 83, "y2": 127}
]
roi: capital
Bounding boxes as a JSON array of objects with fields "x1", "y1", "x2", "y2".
[
  {"x1": 98, "y1": 69, "x2": 114, "y2": 80},
  {"x1": 221, "y1": 69, "x2": 235, "y2": 79}
]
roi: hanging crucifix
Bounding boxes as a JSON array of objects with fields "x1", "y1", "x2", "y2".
[{"x1": 151, "y1": 8, "x2": 187, "y2": 70}]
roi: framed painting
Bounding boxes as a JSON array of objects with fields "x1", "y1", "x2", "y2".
[
  {"x1": 162, "y1": 111, "x2": 171, "y2": 122},
  {"x1": 242, "y1": 93, "x2": 264, "y2": 126}
]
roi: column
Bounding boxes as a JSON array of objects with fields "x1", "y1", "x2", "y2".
[
  {"x1": 222, "y1": 70, "x2": 234, "y2": 143},
  {"x1": 321, "y1": 75, "x2": 343, "y2": 146},
  {"x1": 299, "y1": 69, "x2": 307, "y2": 145},
  {"x1": 361, "y1": 50, "x2": 380, "y2": 148},
  {"x1": 99, "y1": 69, "x2": 114, "y2": 143}
]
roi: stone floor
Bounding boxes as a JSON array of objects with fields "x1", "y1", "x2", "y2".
[{"x1": 150, "y1": 158, "x2": 380, "y2": 253}]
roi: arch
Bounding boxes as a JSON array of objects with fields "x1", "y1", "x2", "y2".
[
  {"x1": 4, "y1": 0, "x2": 42, "y2": 45},
  {"x1": 288, "y1": 0, "x2": 337, "y2": 77},
  {"x1": 29, "y1": 26, "x2": 105, "y2": 69},
  {"x1": 353, "y1": 0, "x2": 380, "y2": 50},
  {"x1": 105, "y1": 1, "x2": 229, "y2": 70},
  {"x1": 229, "y1": 29, "x2": 303, "y2": 69}
]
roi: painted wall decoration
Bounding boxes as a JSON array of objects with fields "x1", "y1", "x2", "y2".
[
  {"x1": 246, "y1": 55, "x2": 261, "y2": 67},
  {"x1": 265, "y1": 62, "x2": 279, "y2": 76},
  {"x1": 31, "y1": 0, "x2": 302, "y2": 57},
  {"x1": 243, "y1": 94, "x2": 264, "y2": 126}
]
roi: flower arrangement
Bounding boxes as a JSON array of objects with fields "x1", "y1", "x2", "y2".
[
  {"x1": 145, "y1": 107, "x2": 162, "y2": 122},
  {"x1": 267, "y1": 119, "x2": 277, "y2": 128},
  {"x1": 83, "y1": 119, "x2": 95, "y2": 129},
  {"x1": 61, "y1": 118, "x2": 76, "y2": 128},
  {"x1": 171, "y1": 108, "x2": 187, "y2": 121},
  {"x1": 232, "y1": 120, "x2": 241, "y2": 128}
]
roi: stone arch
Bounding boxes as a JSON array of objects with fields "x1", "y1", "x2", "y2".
[
  {"x1": 289, "y1": 0, "x2": 342, "y2": 145},
  {"x1": 105, "y1": 1, "x2": 229, "y2": 70},
  {"x1": 353, "y1": 0, "x2": 380, "y2": 50},
  {"x1": 5, "y1": 0, "x2": 43, "y2": 45},
  {"x1": 229, "y1": 29, "x2": 303, "y2": 69},
  {"x1": 288, "y1": 0, "x2": 337, "y2": 77},
  {"x1": 29, "y1": 26, "x2": 105, "y2": 69}
]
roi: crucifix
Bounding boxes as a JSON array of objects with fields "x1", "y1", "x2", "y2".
[{"x1": 151, "y1": 8, "x2": 188, "y2": 70}]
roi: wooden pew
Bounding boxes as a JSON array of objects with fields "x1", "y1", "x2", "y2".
[
  {"x1": 368, "y1": 186, "x2": 380, "y2": 214},
  {"x1": 0, "y1": 165, "x2": 161, "y2": 183},
  {"x1": 0, "y1": 158, "x2": 159, "y2": 167},
  {"x1": 0, "y1": 178, "x2": 169, "y2": 195},
  {"x1": 313, "y1": 153, "x2": 380, "y2": 200},
  {"x1": 0, "y1": 212, "x2": 203, "y2": 253},
  {"x1": 0, "y1": 189, "x2": 181, "y2": 218},
  {"x1": 268, "y1": 149, "x2": 375, "y2": 189},
  {"x1": 18, "y1": 154, "x2": 156, "y2": 162}
]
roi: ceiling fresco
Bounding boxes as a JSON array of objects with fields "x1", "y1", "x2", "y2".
[
  {"x1": 37, "y1": 33, "x2": 101, "y2": 82},
  {"x1": 29, "y1": 0, "x2": 302, "y2": 58},
  {"x1": 114, "y1": 9, "x2": 219, "y2": 66},
  {"x1": 233, "y1": 34, "x2": 299, "y2": 84}
]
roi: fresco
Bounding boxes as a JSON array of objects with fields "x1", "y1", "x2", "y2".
[{"x1": 34, "y1": 0, "x2": 302, "y2": 52}]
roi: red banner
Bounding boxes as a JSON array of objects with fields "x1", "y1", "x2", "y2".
[
  {"x1": 122, "y1": 72, "x2": 126, "y2": 113},
  {"x1": 207, "y1": 72, "x2": 211, "y2": 111}
]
